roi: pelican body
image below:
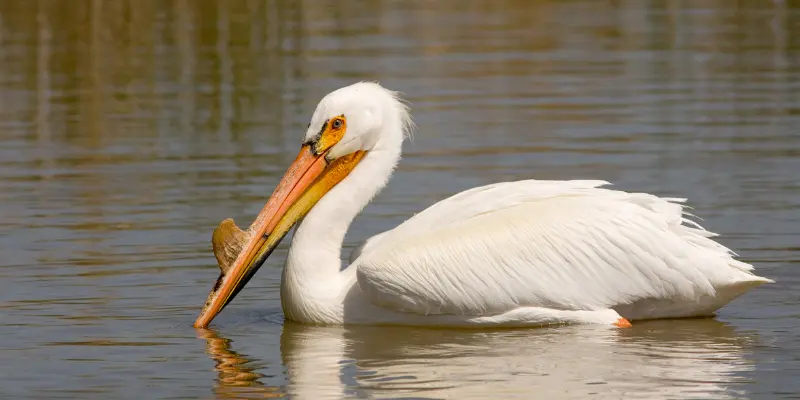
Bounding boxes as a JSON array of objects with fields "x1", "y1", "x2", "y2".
[{"x1": 194, "y1": 82, "x2": 772, "y2": 329}]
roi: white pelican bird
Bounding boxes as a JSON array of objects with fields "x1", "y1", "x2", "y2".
[{"x1": 194, "y1": 82, "x2": 772, "y2": 329}]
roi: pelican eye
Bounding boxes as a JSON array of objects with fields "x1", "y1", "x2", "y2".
[{"x1": 331, "y1": 118, "x2": 344, "y2": 130}]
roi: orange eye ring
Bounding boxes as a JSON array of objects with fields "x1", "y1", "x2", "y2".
[{"x1": 313, "y1": 115, "x2": 347, "y2": 155}]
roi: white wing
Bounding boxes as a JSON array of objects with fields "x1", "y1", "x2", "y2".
[
  {"x1": 352, "y1": 180, "x2": 612, "y2": 262},
  {"x1": 354, "y1": 180, "x2": 771, "y2": 317}
]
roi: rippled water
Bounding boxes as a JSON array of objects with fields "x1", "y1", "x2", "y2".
[{"x1": 1, "y1": 0, "x2": 799, "y2": 398}]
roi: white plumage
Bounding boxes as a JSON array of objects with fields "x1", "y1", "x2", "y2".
[
  {"x1": 355, "y1": 179, "x2": 768, "y2": 322},
  {"x1": 206, "y1": 81, "x2": 772, "y2": 329}
]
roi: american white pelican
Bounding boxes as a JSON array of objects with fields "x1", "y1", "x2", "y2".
[{"x1": 194, "y1": 82, "x2": 772, "y2": 329}]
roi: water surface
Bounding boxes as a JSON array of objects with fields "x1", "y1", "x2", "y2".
[{"x1": 1, "y1": 1, "x2": 799, "y2": 398}]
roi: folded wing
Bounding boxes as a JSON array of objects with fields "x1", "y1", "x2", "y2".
[{"x1": 354, "y1": 180, "x2": 765, "y2": 316}]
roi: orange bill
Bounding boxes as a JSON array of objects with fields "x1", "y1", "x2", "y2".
[{"x1": 194, "y1": 144, "x2": 366, "y2": 328}]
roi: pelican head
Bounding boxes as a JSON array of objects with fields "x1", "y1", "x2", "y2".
[{"x1": 194, "y1": 82, "x2": 411, "y2": 328}]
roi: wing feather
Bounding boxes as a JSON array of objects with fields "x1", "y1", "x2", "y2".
[{"x1": 355, "y1": 180, "x2": 763, "y2": 316}]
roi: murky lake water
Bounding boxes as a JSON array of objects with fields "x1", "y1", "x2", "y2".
[{"x1": 1, "y1": 1, "x2": 799, "y2": 398}]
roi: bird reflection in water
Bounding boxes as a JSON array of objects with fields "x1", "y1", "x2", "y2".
[
  {"x1": 197, "y1": 319, "x2": 759, "y2": 400},
  {"x1": 196, "y1": 329, "x2": 285, "y2": 399}
]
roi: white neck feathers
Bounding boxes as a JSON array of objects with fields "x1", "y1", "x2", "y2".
[{"x1": 280, "y1": 123, "x2": 405, "y2": 323}]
